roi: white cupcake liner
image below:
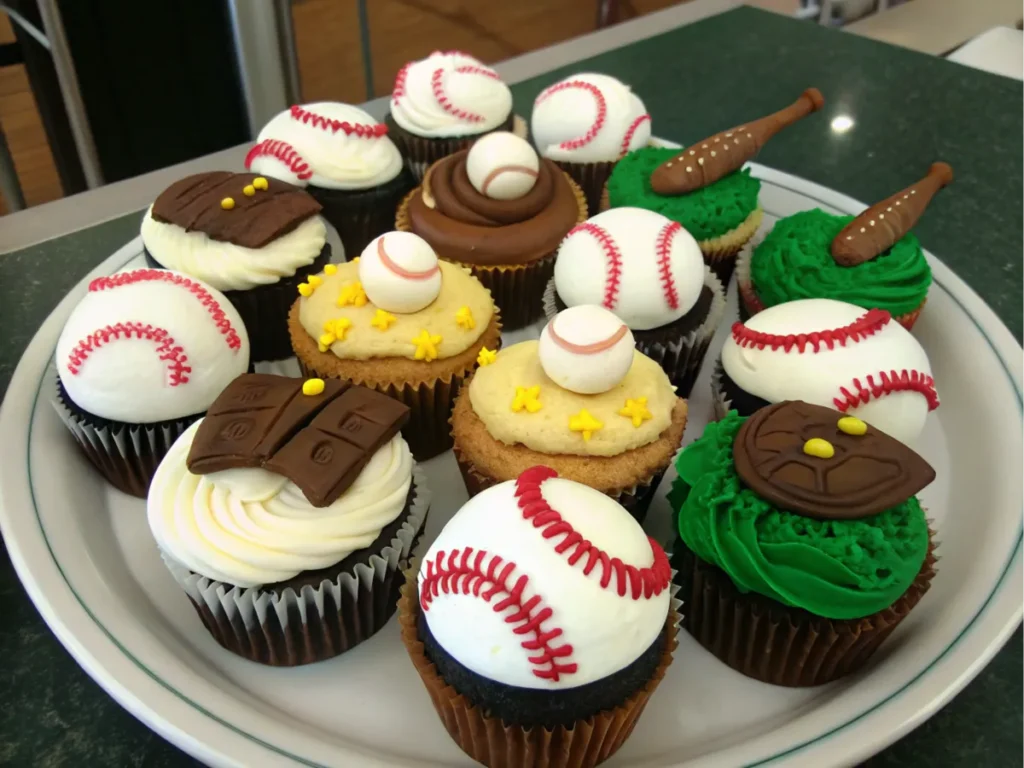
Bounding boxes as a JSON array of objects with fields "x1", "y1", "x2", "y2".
[{"x1": 709, "y1": 358, "x2": 731, "y2": 422}]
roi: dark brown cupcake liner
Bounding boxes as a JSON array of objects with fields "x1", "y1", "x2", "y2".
[
  {"x1": 556, "y1": 159, "x2": 615, "y2": 217},
  {"x1": 398, "y1": 567, "x2": 679, "y2": 768},
  {"x1": 385, "y1": 113, "x2": 526, "y2": 181},
  {"x1": 144, "y1": 243, "x2": 333, "y2": 362},
  {"x1": 160, "y1": 466, "x2": 431, "y2": 666},
  {"x1": 672, "y1": 536, "x2": 937, "y2": 687},
  {"x1": 52, "y1": 377, "x2": 198, "y2": 498}
]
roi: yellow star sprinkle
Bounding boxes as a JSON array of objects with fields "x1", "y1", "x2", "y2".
[
  {"x1": 308, "y1": 275, "x2": 323, "y2": 288},
  {"x1": 337, "y1": 281, "x2": 368, "y2": 308},
  {"x1": 569, "y1": 409, "x2": 603, "y2": 441},
  {"x1": 243, "y1": 184, "x2": 256, "y2": 197},
  {"x1": 618, "y1": 397, "x2": 652, "y2": 428},
  {"x1": 371, "y1": 308, "x2": 396, "y2": 331},
  {"x1": 511, "y1": 386, "x2": 542, "y2": 414},
  {"x1": 298, "y1": 282, "x2": 313, "y2": 297},
  {"x1": 455, "y1": 306, "x2": 475, "y2": 330},
  {"x1": 318, "y1": 317, "x2": 353, "y2": 350},
  {"x1": 318, "y1": 333, "x2": 335, "y2": 352},
  {"x1": 252, "y1": 176, "x2": 269, "y2": 190},
  {"x1": 324, "y1": 264, "x2": 338, "y2": 275},
  {"x1": 412, "y1": 329, "x2": 442, "y2": 361},
  {"x1": 476, "y1": 347, "x2": 497, "y2": 366},
  {"x1": 302, "y1": 378, "x2": 325, "y2": 396},
  {"x1": 220, "y1": 197, "x2": 235, "y2": 210}
]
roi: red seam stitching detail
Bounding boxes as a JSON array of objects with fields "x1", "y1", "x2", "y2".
[
  {"x1": 392, "y1": 62, "x2": 411, "y2": 101},
  {"x1": 66, "y1": 322, "x2": 191, "y2": 386},
  {"x1": 534, "y1": 80, "x2": 607, "y2": 150},
  {"x1": 566, "y1": 222, "x2": 623, "y2": 310},
  {"x1": 429, "y1": 65, "x2": 499, "y2": 124},
  {"x1": 833, "y1": 369, "x2": 940, "y2": 412},
  {"x1": 244, "y1": 139, "x2": 313, "y2": 180},
  {"x1": 730, "y1": 308, "x2": 892, "y2": 353},
  {"x1": 287, "y1": 104, "x2": 387, "y2": 137},
  {"x1": 620, "y1": 113, "x2": 651, "y2": 157},
  {"x1": 655, "y1": 221, "x2": 681, "y2": 311},
  {"x1": 88, "y1": 269, "x2": 242, "y2": 351}
]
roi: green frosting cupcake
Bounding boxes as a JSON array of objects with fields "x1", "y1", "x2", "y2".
[
  {"x1": 669, "y1": 412, "x2": 929, "y2": 620},
  {"x1": 749, "y1": 209, "x2": 931, "y2": 318},
  {"x1": 607, "y1": 147, "x2": 760, "y2": 241}
]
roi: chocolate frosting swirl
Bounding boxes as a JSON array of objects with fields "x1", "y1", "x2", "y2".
[{"x1": 407, "y1": 149, "x2": 582, "y2": 266}]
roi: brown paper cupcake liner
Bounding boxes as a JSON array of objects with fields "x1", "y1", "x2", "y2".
[
  {"x1": 160, "y1": 466, "x2": 431, "y2": 666},
  {"x1": 558, "y1": 159, "x2": 615, "y2": 217},
  {"x1": 309, "y1": 171, "x2": 415, "y2": 261},
  {"x1": 672, "y1": 536, "x2": 937, "y2": 687},
  {"x1": 398, "y1": 568, "x2": 680, "y2": 768},
  {"x1": 386, "y1": 113, "x2": 527, "y2": 181}
]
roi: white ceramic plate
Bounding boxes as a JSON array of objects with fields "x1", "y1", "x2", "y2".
[{"x1": 1, "y1": 164, "x2": 1021, "y2": 768}]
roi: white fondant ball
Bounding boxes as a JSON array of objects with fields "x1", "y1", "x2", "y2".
[
  {"x1": 538, "y1": 305, "x2": 635, "y2": 394},
  {"x1": 359, "y1": 232, "x2": 442, "y2": 314},
  {"x1": 466, "y1": 131, "x2": 540, "y2": 200}
]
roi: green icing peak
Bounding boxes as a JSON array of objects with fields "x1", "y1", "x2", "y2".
[
  {"x1": 607, "y1": 147, "x2": 760, "y2": 241},
  {"x1": 670, "y1": 412, "x2": 929, "y2": 620},
  {"x1": 750, "y1": 208, "x2": 931, "y2": 317}
]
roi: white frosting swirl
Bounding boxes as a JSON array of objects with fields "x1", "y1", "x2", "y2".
[
  {"x1": 141, "y1": 206, "x2": 327, "y2": 292},
  {"x1": 249, "y1": 102, "x2": 404, "y2": 191},
  {"x1": 390, "y1": 51, "x2": 512, "y2": 138},
  {"x1": 148, "y1": 421, "x2": 413, "y2": 588}
]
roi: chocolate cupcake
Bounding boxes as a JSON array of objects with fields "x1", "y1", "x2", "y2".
[
  {"x1": 531, "y1": 72, "x2": 651, "y2": 215},
  {"x1": 396, "y1": 132, "x2": 587, "y2": 329},
  {"x1": 451, "y1": 305, "x2": 687, "y2": 522},
  {"x1": 386, "y1": 51, "x2": 522, "y2": 180},
  {"x1": 712, "y1": 298, "x2": 939, "y2": 444},
  {"x1": 604, "y1": 89, "x2": 825, "y2": 284},
  {"x1": 141, "y1": 171, "x2": 330, "y2": 361},
  {"x1": 148, "y1": 373, "x2": 430, "y2": 667},
  {"x1": 287, "y1": 231, "x2": 500, "y2": 460},
  {"x1": 669, "y1": 401, "x2": 937, "y2": 687},
  {"x1": 399, "y1": 466, "x2": 678, "y2": 767},
  {"x1": 54, "y1": 268, "x2": 250, "y2": 497},
  {"x1": 544, "y1": 207, "x2": 724, "y2": 397},
  {"x1": 737, "y1": 163, "x2": 952, "y2": 330},
  {"x1": 245, "y1": 102, "x2": 414, "y2": 260}
]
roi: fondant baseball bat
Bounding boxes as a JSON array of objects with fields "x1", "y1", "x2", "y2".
[
  {"x1": 650, "y1": 88, "x2": 825, "y2": 195},
  {"x1": 831, "y1": 162, "x2": 954, "y2": 267}
]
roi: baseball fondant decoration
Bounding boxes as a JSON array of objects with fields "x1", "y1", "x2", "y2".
[
  {"x1": 55, "y1": 269, "x2": 249, "y2": 424},
  {"x1": 538, "y1": 306, "x2": 635, "y2": 394},
  {"x1": 359, "y1": 232, "x2": 442, "y2": 313},
  {"x1": 531, "y1": 73, "x2": 651, "y2": 163},
  {"x1": 554, "y1": 207, "x2": 705, "y2": 330},
  {"x1": 465, "y1": 131, "x2": 540, "y2": 200},
  {"x1": 420, "y1": 466, "x2": 671, "y2": 688},
  {"x1": 721, "y1": 298, "x2": 939, "y2": 444}
]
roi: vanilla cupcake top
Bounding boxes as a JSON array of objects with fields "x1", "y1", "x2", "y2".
[
  {"x1": 390, "y1": 51, "x2": 512, "y2": 138},
  {"x1": 469, "y1": 305, "x2": 677, "y2": 457},
  {"x1": 297, "y1": 232, "x2": 494, "y2": 362}
]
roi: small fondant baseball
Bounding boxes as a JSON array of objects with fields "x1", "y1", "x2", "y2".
[
  {"x1": 466, "y1": 131, "x2": 540, "y2": 200},
  {"x1": 554, "y1": 207, "x2": 705, "y2": 331},
  {"x1": 538, "y1": 305, "x2": 635, "y2": 394},
  {"x1": 359, "y1": 232, "x2": 442, "y2": 314}
]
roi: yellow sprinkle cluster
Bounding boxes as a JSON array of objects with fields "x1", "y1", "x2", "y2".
[
  {"x1": 476, "y1": 347, "x2": 497, "y2": 367},
  {"x1": 319, "y1": 317, "x2": 352, "y2": 351},
  {"x1": 455, "y1": 306, "x2": 475, "y2": 330},
  {"x1": 618, "y1": 397, "x2": 652, "y2": 428},
  {"x1": 511, "y1": 385, "x2": 542, "y2": 414},
  {"x1": 803, "y1": 438, "x2": 835, "y2": 459},
  {"x1": 371, "y1": 308, "x2": 396, "y2": 331},
  {"x1": 837, "y1": 416, "x2": 867, "y2": 435},
  {"x1": 569, "y1": 409, "x2": 603, "y2": 441},
  {"x1": 302, "y1": 378, "x2": 325, "y2": 396},
  {"x1": 412, "y1": 329, "x2": 442, "y2": 361},
  {"x1": 253, "y1": 176, "x2": 269, "y2": 190},
  {"x1": 337, "y1": 280, "x2": 368, "y2": 308}
]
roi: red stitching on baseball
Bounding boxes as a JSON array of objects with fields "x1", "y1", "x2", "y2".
[
  {"x1": 620, "y1": 113, "x2": 650, "y2": 157},
  {"x1": 566, "y1": 222, "x2": 622, "y2": 310},
  {"x1": 480, "y1": 164, "x2": 539, "y2": 196},
  {"x1": 392, "y1": 62, "x2": 411, "y2": 101},
  {"x1": 377, "y1": 237, "x2": 439, "y2": 280},
  {"x1": 547, "y1": 321, "x2": 628, "y2": 355},
  {"x1": 655, "y1": 221, "x2": 681, "y2": 311},
  {"x1": 288, "y1": 104, "x2": 387, "y2": 138},
  {"x1": 430, "y1": 65, "x2": 499, "y2": 124},
  {"x1": 66, "y1": 322, "x2": 191, "y2": 386},
  {"x1": 89, "y1": 270, "x2": 242, "y2": 351},
  {"x1": 534, "y1": 80, "x2": 607, "y2": 151},
  {"x1": 244, "y1": 139, "x2": 313, "y2": 181},
  {"x1": 834, "y1": 370, "x2": 940, "y2": 413},
  {"x1": 730, "y1": 308, "x2": 891, "y2": 353}
]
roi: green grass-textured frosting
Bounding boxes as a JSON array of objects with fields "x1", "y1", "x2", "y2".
[
  {"x1": 750, "y1": 209, "x2": 931, "y2": 317},
  {"x1": 606, "y1": 147, "x2": 760, "y2": 241},
  {"x1": 669, "y1": 412, "x2": 929, "y2": 620}
]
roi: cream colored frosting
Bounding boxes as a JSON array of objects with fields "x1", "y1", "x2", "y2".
[
  {"x1": 148, "y1": 420, "x2": 413, "y2": 588},
  {"x1": 141, "y1": 206, "x2": 327, "y2": 292},
  {"x1": 469, "y1": 341, "x2": 676, "y2": 456},
  {"x1": 297, "y1": 259, "x2": 493, "y2": 361}
]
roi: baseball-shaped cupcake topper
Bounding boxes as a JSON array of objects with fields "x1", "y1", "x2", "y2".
[
  {"x1": 831, "y1": 162, "x2": 953, "y2": 267},
  {"x1": 359, "y1": 232, "x2": 442, "y2": 313},
  {"x1": 733, "y1": 400, "x2": 935, "y2": 520},
  {"x1": 466, "y1": 131, "x2": 540, "y2": 200},
  {"x1": 650, "y1": 88, "x2": 824, "y2": 196},
  {"x1": 538, "y1": 305, "x2": 635, "y2": 394}
]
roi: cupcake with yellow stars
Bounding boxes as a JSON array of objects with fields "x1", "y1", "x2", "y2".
[
  {"x1": 288, "y1": 231, "x2": 500, "y2": 460},
  {"x1": 451, "y1": 304, "x2": 687, "y2": 520}
]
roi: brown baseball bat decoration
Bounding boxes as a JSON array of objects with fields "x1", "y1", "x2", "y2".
[
  {"x1": 831, "y1": 162, "x2": 953, "y2": 267},
  {"x1": 650, "y1": 88, "x2": 825, "y2": 196}
]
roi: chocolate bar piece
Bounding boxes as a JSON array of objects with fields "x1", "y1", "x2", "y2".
[
  {"x1": 733, "y1": 400, "x2": 935, "y2": 520},
  {"x1": 186, "y1": 374, "x2": 409, "y2": 507}
]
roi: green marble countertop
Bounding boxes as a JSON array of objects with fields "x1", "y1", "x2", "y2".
[{"x1": 0, "y1": 7, "x2": 1020, "y2": 766}]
